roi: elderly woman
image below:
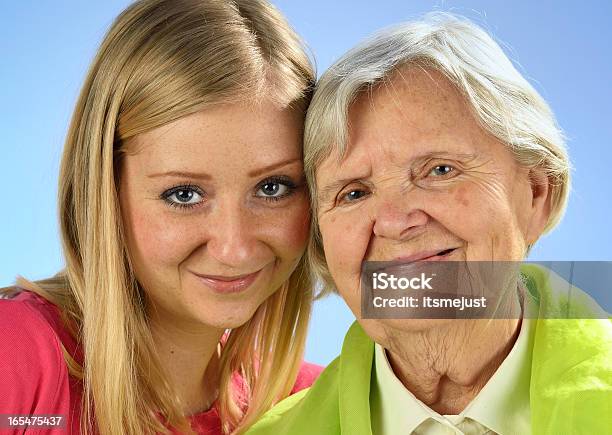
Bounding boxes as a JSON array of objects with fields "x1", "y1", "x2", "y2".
[{"x1": 247, "y1": 13, "x2": 611, "y2": 435}]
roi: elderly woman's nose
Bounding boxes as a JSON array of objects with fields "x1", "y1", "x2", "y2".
[
  {"x1": 372, "y1": 200, "x2": 429, "y2": 240},
  {"x1": 205, "y1": 204, "x2": 259, "y2": 268}
]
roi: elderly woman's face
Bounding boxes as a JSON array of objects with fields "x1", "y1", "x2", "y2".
[
  {"x1": 119, "y1": 100, "x2": 309, "y2": 331},
  {"x1": 315, "y1": 67, "x2": 551, "y2": 321}
]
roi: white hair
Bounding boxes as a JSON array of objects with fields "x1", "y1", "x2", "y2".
[{"x1": 304, "y1": 12, "x2": 571, "y2": 294}]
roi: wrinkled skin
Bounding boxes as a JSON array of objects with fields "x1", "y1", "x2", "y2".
[
  {"x1": 315, "y1": 67, "x2": 551, "y2": 412},
  {"x1": 316, "y1": 67, "x2": 551, "y2": 333}
]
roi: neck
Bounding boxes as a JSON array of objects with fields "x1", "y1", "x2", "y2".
[
  {"x1": 148, "y1": 308, "x2": 225, "y2": 415},
  {"x1": 381, "y1": 294, "x2": 522, "y2": 414}
]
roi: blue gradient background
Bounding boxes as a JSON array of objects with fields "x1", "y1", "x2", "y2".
[{"x1": 1, "y1": 1, "x2": 611, "y2": 365}]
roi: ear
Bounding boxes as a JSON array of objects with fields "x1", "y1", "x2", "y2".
[{"x1": 525, "y1": 166, "x2": 553, "y2": 245}]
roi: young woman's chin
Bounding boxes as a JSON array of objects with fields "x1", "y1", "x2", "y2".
[
  {"x1": 194, "y1": 298, "x2": 265, "y2": 330},
  {"x1": 182, "y1": 288, "x2": 274, "y2": 331}
]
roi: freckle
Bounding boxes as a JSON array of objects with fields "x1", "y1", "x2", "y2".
[{"x1": 455, "y1": 186, "x2": 470, "y2": 207}]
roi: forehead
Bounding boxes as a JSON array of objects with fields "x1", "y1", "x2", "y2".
[
  {"x1": 321, "y1": 67, "x2": 487, "y2": 170},
  {"x1": 122, "y1": 101, "x2": 303, "y2": 173}
]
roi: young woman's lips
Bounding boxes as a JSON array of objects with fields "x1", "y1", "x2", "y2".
[{"x1": 191, "y1": 270, "x2": 261, "y2": 294}]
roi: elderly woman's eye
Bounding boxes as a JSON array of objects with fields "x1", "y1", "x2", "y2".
[
  {"x1": 161, "y1": 185, "x2": 204, "y2": 209},
  {"x1": 339, "y1": 189, "x2": 368, "y2": 204},
  {"x1": 429, "y1": 164, "x2": 455, "y2": 177}
]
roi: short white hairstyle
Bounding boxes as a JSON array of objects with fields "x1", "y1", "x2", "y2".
[{"x1": 304, "y1": 12, "x2": 571, "y2": 294}]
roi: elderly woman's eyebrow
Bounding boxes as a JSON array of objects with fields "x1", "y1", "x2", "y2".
[
  {"x1": 317, "y1": 178, "x2": 360, "y2": 203},
  {"x1": 410, "y1": 151, "x2": 478, "y2": 164}
]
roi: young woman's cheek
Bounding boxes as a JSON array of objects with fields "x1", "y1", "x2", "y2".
[
  {"x1": 260, "y1": 193, "x2": 311, "y2": 256},
  {"x1": 286, "y1": 200, "x2": 312, "y2": 252},
  {"x1": 125, "y1": 203, "x2": 199, "y2": 273}
]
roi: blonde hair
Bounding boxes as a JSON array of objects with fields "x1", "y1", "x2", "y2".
[
  {"x1": 5, "y1": 0, "x2": 315, "y2": 433},
  {"x1": 304, "y1": 12, "x2": 571, "y2": 296}
]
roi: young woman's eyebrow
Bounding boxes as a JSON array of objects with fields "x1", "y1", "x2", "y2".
[
  {"x1": 145, "y1": 158, "x2": 302, "y2": 181},
  {"x1": 147, "y1": 171, "x2": 212, "y2": 180},
  {"x1": 248, "y1": 157, "x2": 302, "y2": 177}
]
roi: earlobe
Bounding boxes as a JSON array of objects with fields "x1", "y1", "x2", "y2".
[{"x1": 526, "y1": 167, "x2": 553, "y2": 244}]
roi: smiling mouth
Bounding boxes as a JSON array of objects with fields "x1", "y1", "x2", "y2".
[
  {"x1": 394, "y1": 248, "x2": 458, "y2": 263},
  {"x1": 191, "y1": 270, "x2": 262, "y2": 294},
  {"x1": 431, "y1": 248, "x2": 456, "y2": 258}
]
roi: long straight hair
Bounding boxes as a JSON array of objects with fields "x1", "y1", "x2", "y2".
[{"x1": 7, "y1": 0, "x2": 315, "y2": 433}]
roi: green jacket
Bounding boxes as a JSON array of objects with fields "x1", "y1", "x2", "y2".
[{"x1": 247, "y1": 265, "x2": 611, "y2": 434}]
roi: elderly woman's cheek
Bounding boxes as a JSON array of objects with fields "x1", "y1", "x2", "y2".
[
  {"x1": 430, "y1": 184, "x2": 481, "y2": 229},
  {"x1": 319, "y1": 217, "x2": 345, "y2": 273},
  {"x1": 452, "y1": 185, "x2": 471, "y2": 208},
  {"x1": 470, "y1": 179, "x2": 532, "y2": 258},
  {"x1": 509, "y1": 175, "x2": 541, "y2": 243},
  {"x1": 320, "y1": 213, "x2": 368, "y2": 279}
]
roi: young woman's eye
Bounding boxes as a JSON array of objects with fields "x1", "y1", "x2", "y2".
[
  {"x1": 256, "y1": 177, "x2": 297, "y2": 201},
  {"x1": 161, "y1": 185, "x2": 204, "y2": 209},
  {"x1": 429, "y1": 164, "x2": 455, "y2": 177}
]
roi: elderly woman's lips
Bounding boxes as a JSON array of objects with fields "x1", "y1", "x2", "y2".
[
  {"x1": 191, "y1": 270, "x2": 262, "y2": 294},
  {"x1": 366, "y1": 249, "x2": 458, "y2": 278},
  {"x1": 393, "y1": 248, "x2": 457, "y2": 263}
]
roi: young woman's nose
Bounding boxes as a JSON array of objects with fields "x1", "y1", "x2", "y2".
[{"x1": 205, "y1": 203, "x2": 261, "y2": 269}]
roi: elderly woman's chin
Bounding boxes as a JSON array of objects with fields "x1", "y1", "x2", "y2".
[{"x1": 362, "y1": 318, "x2": 457, "y2": 341}]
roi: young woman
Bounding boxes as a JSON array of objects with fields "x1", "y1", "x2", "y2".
[{"x1": 0, "y1": 0, "x2": 320, "y2": 434}]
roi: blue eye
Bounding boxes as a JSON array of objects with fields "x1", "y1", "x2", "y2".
[
  {"x1": 340, "y1": 189, "x2": 368, "y2": 204},
  {"x1": 256, "y1": 177, "x2": 297, "y2": 201},
  {"x1": 162, "y1": 185, "x2": 204, "y2": 209},
  {"x1": 429, "y1": 165, "x2": 454, "y2": 176},
  {"x1": 258, "y1": 181, "x2": 289, "y2": 197}
]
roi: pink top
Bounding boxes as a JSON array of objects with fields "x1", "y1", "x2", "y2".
[{"x1": 0, "y1": 291, "x2": 323, "y2": 434}]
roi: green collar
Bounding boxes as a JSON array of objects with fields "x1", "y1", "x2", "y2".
[{"x1": 338, "y1": 321, "x2": 374, "y2": 435}]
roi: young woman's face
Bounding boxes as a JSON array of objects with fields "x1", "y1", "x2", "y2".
[{"x1": 119, "y1": 100, "x2": 310, "y2": 331}]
